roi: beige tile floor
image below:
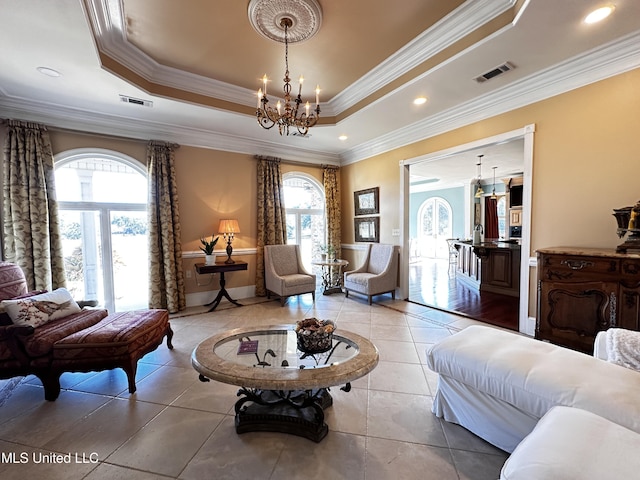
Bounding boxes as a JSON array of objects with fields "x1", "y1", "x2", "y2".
[{"x1": 0, "y1": 293, "x2": 508, "y2": 479}]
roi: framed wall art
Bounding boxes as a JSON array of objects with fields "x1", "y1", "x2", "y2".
[
  {"x1": 354, "y1": 187, "x2": 379, "y2": 216},
  {"x1": 354, "y1": 216, "x2": 380, "y2": 243}
]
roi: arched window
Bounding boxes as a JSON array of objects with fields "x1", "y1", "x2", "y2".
[
  {"x1": 54, "y1": 148, "x2": 148, "y2": 312},
  {"x1": 282, "y1": 173, "x2": 325, "y2": 271},
  {"x1": 417, "y1": 197, "x2": 453, "y2": 259}
]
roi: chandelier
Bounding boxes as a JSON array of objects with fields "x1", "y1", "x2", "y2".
[{"x1": 256, "y1": 17, "x2": 320, "y2": 136}]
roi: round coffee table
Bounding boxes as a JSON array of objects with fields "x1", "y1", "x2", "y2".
[{"x1": 192, "y1": 324, "x2": 378, "y2": 442}]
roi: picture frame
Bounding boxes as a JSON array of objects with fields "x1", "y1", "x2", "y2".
[
  {"x1": 354, "y1": 216, "x2": 380, "y2": 243},
  {"x1": 354, "y1": 187, "x2": 379, "y2": 216}
]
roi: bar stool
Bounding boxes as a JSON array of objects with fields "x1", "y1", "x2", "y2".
[{"x1": 445, "y1": 239, "x2": 459, "y2": 276}]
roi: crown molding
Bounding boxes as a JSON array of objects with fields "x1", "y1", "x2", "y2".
[
  {"x1": 84, "y1": 0, "x2": 513, "y2": 117},
  {"x1": 83, "y1": 0, "x2": 258, "y2": 108},
  {"x1": 340, "y1": 31, "x2": 640, "y2": 165},
  {"x1": 330, "y1": 0, "x2": 516, "y2": 114},
  {"x1": 0, "y1": 95, "x2": 340, "y2": 165},
  {"x1": 3, "y1": 7, "x2": 637, "y2": 169}
]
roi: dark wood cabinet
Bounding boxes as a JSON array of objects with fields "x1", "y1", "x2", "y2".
[
  {"x1": 536, "y1": 248, "x2": 640, "y2": 353},
  {"x1": 454, "y1": 241, "x2": 520, "y2": 297},
  {"x1": 455, "y1": 242, "x2": 481, "y2": 289}
]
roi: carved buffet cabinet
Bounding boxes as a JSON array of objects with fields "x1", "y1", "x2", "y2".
[{"x1": 536, "y1": 247, "x2": 640, "y2": 353}]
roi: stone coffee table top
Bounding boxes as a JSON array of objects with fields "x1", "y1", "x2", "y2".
[{"x1": 192, "y1": 324, "x2": 379, "y2": 391}]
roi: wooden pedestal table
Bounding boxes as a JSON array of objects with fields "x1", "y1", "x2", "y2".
[
  {"x1": 195, "y1": 261, "x2": 248, "y2": 311},
  {"x1": 192, "y1": 325, "x2": 379, "y2": 442}
]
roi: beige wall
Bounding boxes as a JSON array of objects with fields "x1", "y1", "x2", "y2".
[
  {"x1": 343, "y1": 67, "x2": 640, "y2": 254},
  {"x1": 10, "y1": 129, "x2": 324, "y2": 298},
  {"x1": 3, "y1": 67, "x2": 639, "y2": 308},
  {"x1": 352, "y1": 69, "x2": 640, "y2": 252},
  {"x1": 341, "y1": 67, "x2": 640, "y2": 314}
]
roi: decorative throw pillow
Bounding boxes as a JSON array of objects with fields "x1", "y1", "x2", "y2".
[
  {"x1": 0, "y1": 290, "x2": 48, "y2": 326},
  {"x1": 0, "y1": 288, "x2": 81, "y2": 328}
]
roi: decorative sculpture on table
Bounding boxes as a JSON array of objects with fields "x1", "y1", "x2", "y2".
[{"x1": 613, "y1": 201, "x2": 640, "y2": 253}]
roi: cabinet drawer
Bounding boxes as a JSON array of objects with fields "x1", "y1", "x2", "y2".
[
  {"x1": 621, "y1": 259, "x2": 640, "y2": 278},
  {"x1": 540, "y1": 254, "x2": 618, "y2": 279}
]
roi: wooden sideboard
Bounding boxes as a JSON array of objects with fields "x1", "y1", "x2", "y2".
[{"x1": 536, "y1": 247, "x2": 640, "y2": 353}]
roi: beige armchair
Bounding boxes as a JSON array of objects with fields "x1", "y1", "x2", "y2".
[
  {"x1": 344, "y1": 244, "x2": 398, "y2": 304},
  {"x1": 264, "y1": 245, "x2": 316, "y2": 306}
]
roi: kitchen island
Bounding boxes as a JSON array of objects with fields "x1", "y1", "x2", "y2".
[{"x1": 453, "y1": 240, "x2": 521, "y2": 297}]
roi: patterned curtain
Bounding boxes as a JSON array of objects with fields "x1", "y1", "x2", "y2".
[
  {"x1": 147, "y1": 141, "x2": 186, "y2": 312},
  {"x1": 255, "y1": 156, "x2": 287, "y2": 296},
  {"x1": 2, "y1": 119, "x2": 66, "y2": 291},
  {"x1": 323, "y1": 166, "x2": 341, "y2": 259}
]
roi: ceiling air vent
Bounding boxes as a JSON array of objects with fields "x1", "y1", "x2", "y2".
[
  {"x1": 119, "y1": 95, "x2": 153, "y2": 107},
  {"x1": 474, "y1": 62, "x2": 515, "y2": 83}
]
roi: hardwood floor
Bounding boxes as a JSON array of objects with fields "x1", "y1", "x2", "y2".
[{"x1": 408, "y1": 257, "x2": 519, "y2": 331}]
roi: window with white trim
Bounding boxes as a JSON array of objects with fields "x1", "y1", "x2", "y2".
[
  {"x1": 282, "y1": 173, "x2": 325, "y2": 272},
  {"x1": 54, "y1": 149, "x2": 148, "y2": 312}
]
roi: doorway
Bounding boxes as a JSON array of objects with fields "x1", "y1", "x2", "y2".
[{"x1": 400, "y1": 125, "x2": 535, "y2": 334}]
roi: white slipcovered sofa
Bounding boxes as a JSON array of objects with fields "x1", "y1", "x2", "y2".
[{"x1": 426, "y1": 325, "x2": 640, "y2": 479}]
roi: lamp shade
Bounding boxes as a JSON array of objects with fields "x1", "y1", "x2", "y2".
[{"x1": 218, "y1": 219, "x2": 240, "y2": 235}]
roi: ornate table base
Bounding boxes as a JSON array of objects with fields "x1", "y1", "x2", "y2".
[
  {"x1": 312, "y1": 260, "x2": 349, "y2": 295},
  {"x1": 233, "y1": 387, "x2": 341, "y2": 442}
]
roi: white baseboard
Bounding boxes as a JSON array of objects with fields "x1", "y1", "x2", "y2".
[
  {"x1": 186, "y1": 285, "x2": 256, "y2": 308},
  {"x1": 525, "y1": 316, "x2": 536, "y2": 337}
]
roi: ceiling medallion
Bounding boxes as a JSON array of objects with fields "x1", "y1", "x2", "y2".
[
  {"x1": 249, "y1": 0, "x2": 322, "y2": 136},
  {"x1": 248, "y1": 0, "x2": 322, "y2": 44}
]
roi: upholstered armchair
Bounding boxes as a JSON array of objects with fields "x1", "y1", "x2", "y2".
[
  {"x1": 264, "y1": 245, "x2": 316, "y2": 306},
  {"x1": 344, "y1": 244, "x2": 398, "y2": 304}
]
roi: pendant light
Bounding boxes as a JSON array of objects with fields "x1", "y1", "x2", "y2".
[
  {"x1": 474, "y1": 155, "x2": 484, "y2": 198},
  {"x1": 491, "y1": 166, "x2": 498, "y2": 199}
]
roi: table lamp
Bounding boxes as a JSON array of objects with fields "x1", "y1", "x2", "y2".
[{"x1": 218, "y1": 219, "x2": 240, "y2": 264}]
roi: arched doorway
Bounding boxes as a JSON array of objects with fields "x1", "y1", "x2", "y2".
[{"x1": 54, "y1": 148, "x2": 148, "y2": 312}]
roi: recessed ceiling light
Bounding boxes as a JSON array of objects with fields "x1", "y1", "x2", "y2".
[
  {"x1": 584, "y1": 5, "x2": 615, "y2": 24},
  {"x1": 338, "y1": 135, "x2": 348, "y2": 141},
  {"x1": 413, "y1": 97, "x2": 428, "y2": 105},
  {"x1": 36, "y1": 67, "x2": 61, "y2": 77}
]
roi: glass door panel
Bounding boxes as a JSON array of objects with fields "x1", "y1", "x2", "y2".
[
  {"x1": 110, "y1": 211, "x2": 149, "y2": 311},
  {"x1": 59, "y1": 210, "x2": 104, "y2": 306},
  {"x1": 299, "y1": 214, "x2": 312, "y2": 272},
  {"x1": 286, "y1": 214, "x2": 297, "y2": 243}
]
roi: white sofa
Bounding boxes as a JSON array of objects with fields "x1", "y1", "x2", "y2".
[
  {"x1": 501, "y1": 406, "x2": 640, "y2": 480},
  {"x1": 426, "y1": 325, "x2": 640, "y2": 478}
]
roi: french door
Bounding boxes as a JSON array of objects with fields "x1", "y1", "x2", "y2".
[
  {"x1": 418, "y1": 197, "x2": 453, "y2": 259},
  {"x1": 54, "y1": 150, "x2": 148, "y2": 313},
  {"x1": 58, "y1": 205, "x2": 148, "y2": 312}
]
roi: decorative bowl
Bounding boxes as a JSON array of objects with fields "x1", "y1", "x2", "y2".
[{"x1": 295, "y1": 318, "x2": 336, "y2": 353}]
